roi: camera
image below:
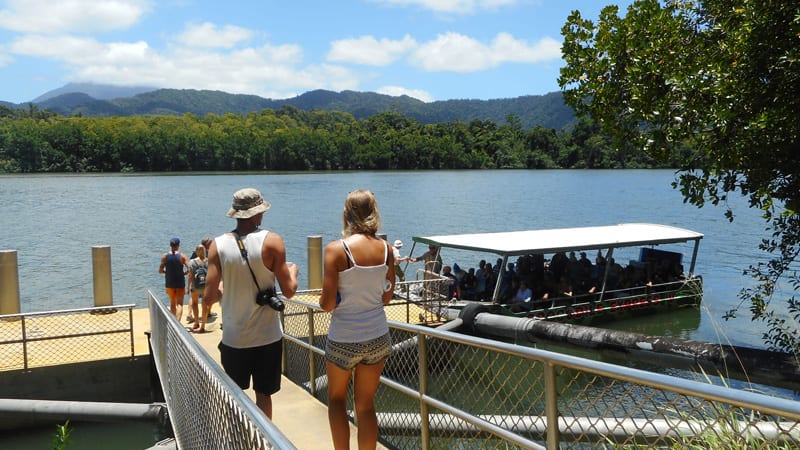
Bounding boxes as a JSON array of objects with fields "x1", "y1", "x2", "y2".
[{"x1": 256, "y1": 287, "x2": 285, "y2": 311}]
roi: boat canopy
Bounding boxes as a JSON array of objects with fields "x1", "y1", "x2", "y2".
[{"x1": 412, "y1": 223, "x2": 703, "y2": 258}]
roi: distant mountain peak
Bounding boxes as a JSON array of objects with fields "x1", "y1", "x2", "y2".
[{"x1": 32, "y1": 82, "x2": 158, "y2": 103}]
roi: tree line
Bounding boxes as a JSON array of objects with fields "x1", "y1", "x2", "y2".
[{"x1": 0, "y1": 104, "x2": 681, "y2": 173}]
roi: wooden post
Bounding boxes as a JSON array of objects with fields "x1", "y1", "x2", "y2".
[
  {"x1": 307, "y1": 236, "x2": 322, "y2": 290},
  {"x1": 0, "y1": 250, "x2": 20, "y2": 316},
  {"x1": 92, "y1": 246, "x2": 113, "y2": 307}
]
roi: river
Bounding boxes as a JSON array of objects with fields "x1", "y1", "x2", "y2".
[{"x1": 0, "y1": 169, "x2": 779, "y2": 350}]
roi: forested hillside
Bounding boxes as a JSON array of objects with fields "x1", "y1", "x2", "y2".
[{"x1": 18, "y1": 87, "x2": 576, "y2": 131}]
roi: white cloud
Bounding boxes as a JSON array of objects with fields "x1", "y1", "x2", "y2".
[
  {"x1": 10, "y1": 35, "x2": 112, "y2": 62},
  {"x1": 370, "y1": 0, "x2": 521, "y2": 14},
  {"x1": 410, "y1": 32, "x2": 561, "y2": 72},
  {"x1": 376, "y1": 85, "x2": 434, "y2": 102},
  {"x1": 0, "y1": 0, "x2": 151, "y2": 33},
  {"x1": 8, "y1": 32, "x2": 359, "y2": 99},
  {"x1": 328, "y1": 35, "x2": 417, "y2": 66},
  {"x1": 493, "y1": 33, "x2": 561, "y2": 63},
  {"x1": 174, "y1": 22, "x2": 254, "y2": 49}
]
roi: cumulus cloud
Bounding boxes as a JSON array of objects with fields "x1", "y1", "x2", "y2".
[
  {"x1": 174, "y1": 22, "x2": 254, "y2": 49},
  {"x1": 8, "y1": 31, "x2": 358, "y2": 99},
  {"x1": 0, "y1": 0, "x2": 151, "y2": 33},
  {"x1": 370, "y1": 0, "x2": 521, "y2": 14},
  {"x1": 328, "y1": 34, "x2": 417, "y2": 66},
  {"x1": 410, "y1": 32, "x2": 560, "y2": 72},
  {"x1": 376, "y1": 85, "x2": 434, "y2": 102}
]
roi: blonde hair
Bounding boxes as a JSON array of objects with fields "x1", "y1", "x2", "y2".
[
  {"x1": 342, "y1": 189, "x2": 381, "y2": 237},
  {"x1": 195, "y1": 244, "x2": 206, "y2": 260}
]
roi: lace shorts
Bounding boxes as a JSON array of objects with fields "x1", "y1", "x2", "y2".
[{"x1": 325, "y1": 333, "x2": 392, "y2": 371}]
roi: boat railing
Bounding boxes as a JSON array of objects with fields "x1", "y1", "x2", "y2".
[
  {"x1": 0, "y1": 304, "x2": 135, "y2": 371},
  {"x1": 516, "y1": 276, "x2": 703, "y2": 317},
  {"x1": 281, "y1": 291, "x2": 800, "y2": 449}
]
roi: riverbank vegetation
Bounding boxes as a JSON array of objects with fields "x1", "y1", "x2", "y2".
[
  {"x1": 0, "y1": 104, "x2": 681, "y2": 173},
  {"x1": 559, "y1": 0, "x2": 799, "y2": 355}
]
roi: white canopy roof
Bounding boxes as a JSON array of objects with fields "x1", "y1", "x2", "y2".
[{"x1": 412, "y1": 223, "x2": 703, "y2": 257}]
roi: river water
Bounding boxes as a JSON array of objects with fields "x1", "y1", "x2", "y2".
[
  {"x1": 1, "y1": 170, "x2": 797, "y2": 447},
  {"x1": 0, "y1": 169, "x2": 777, "y2": 348}
]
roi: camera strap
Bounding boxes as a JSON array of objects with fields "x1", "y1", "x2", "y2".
[{"x1": 232, "y1": 230, "x2": 263, "y2": 292}]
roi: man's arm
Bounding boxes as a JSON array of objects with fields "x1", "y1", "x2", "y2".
[
  {"x1": 203, "y1": 242, "x2": 222, "y2": 307},
  {"x1": 262, "y1": 232, "x2": 298, "y2": 298},
  {"x1": 158, "y1": 253, "x2": 167, "y2": 274}
]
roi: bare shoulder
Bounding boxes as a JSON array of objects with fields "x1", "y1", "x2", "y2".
[
  {"x1": 263, "y1": 231, "x2": 286, "y2": 248},
  {"x1": 324, "y1": 239, "x2": 343, "y2": 252}
]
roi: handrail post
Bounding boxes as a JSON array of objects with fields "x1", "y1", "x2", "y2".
[
  {"x1": 128, "y1": 307, "x2": 135, "y2": 356},
  {"x1": 544, "y1": 361, "x2": 559, "y2": 449},
  {"x1": 418, "y1": 330, "x2": 430, "y2": 450},
  {"x1": 22, "y1": 315, "x2": 29, "y2": 370},
  {"x1": 308, "y1": 307, "x2": 317, "y2": 395}
]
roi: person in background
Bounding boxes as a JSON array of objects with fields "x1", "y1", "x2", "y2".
[
  {"x1": 188, "y1": 237, "x2": 215, "y2": 324},
  {"x1": 159, "y1": 237, "x2": 189, "y2": 321},
  {"x1": 187, "y1": 244, "x2": 209, "y2": 331},
  {"x1": 392, "y1": 239, "x2": 409, "y2": 283},
  {"x1": 190, "y1": 237, "x2": 212, "y2": 259},
  {"x1": 319, "y1": 189, "x2": 395, "y2": 450},
  {"x1": 409, "y1": 244, "x2": 443, "y2": 274},
  {"x1": 202, "y1": 188, "x2": 299, "y2": 419},
  {"x1": 442, "y1": 265, "x2": 458, "y2": 299}
]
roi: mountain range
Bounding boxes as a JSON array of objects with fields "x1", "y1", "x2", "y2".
[{"x1": 2, "y1": 83, "x2": 577, "y2": 130}]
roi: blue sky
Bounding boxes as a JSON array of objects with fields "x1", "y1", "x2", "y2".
[{"x1": 0, "y1": 0, "x2": 632, "y2": 104}]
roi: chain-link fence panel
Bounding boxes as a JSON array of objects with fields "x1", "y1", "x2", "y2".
[
  {"x1": 148, "y1": 292, "x2": 296, "y2": 450},
  {"x1": 281, "y1": 291, "x2": 800, "y2": 449},
  {"x1": 0, "y1": 305, "x2": 134, "y2": 370}
]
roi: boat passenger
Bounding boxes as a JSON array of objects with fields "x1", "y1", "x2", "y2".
[
  {"x1": 507, "y1": 281, "x2": 533, "y2": 313},
  {"x1": 460, "y1": 268, "x2": 477, "y2": 300},
  {"x1": 442, "y1": 265, "x2": 458, "y2": 299},
  {"x1": 474, "y1": 260, "x2": 488, "y2": 300},
  {"x1": 409, "y1": 244, "x2": 443, "y2": 274}
]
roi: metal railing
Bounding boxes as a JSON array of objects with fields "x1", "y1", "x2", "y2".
[
  {"x1": 282, "y1": 286, "x2": 800, "y2": 449},
  {"x1": 0, "y1": 304, "x2": 135, "y2": 371},
  {"x1": 147, "y1": 290, "x2": 296, "y2": 450}
]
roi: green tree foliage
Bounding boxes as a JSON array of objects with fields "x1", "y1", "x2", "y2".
[
  {"x1": 0, "y1": 103, "x2": 682, "y2": 174},
  {"x1": 559, "y1": 0, "x2": 800, "y2": 353}
]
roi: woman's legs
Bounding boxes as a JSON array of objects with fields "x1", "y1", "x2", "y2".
[
  {"x1": 326, "y1": 361, "x2": 353, "y2": 450},
  {"x1": 190, "y1": 291, "x2": 200, "y2": 329},
  {"x1": 352, "y1": 361, "x2": 385, "y2": 450}
]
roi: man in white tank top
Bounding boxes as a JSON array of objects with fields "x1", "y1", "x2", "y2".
[{"x1": 203, "y1": 188, "x2": 299, "y2": 419}]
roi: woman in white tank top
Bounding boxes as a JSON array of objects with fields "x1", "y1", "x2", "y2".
[{"x1": 320, "y1": 189, "x2": 395, "y2": 450}]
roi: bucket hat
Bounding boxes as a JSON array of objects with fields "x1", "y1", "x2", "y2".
[
  {"x1": 227, "y1": 188, "x2": 271, "y2": 219},
  {"x1": 393, "y1": 239, "x2": 403, "y2": 248}
]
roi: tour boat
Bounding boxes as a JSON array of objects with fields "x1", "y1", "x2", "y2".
[{"x1": 403, "y1": 223, "x2": 704, "y2": 324}]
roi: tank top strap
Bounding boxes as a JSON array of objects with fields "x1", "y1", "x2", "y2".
[
  {"x1": 340, "y1": 239, "x2": 356, "y2": 267},
  {"x1": 383, "y1": 240, "x2": 389, "y2": 265}
]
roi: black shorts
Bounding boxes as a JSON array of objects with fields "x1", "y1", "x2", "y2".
[{"x1": 218, "y1": 339, "x2": 282, "y2": 395}]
